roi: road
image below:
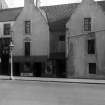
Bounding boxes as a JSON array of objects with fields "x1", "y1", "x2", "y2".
[{"x1": 0, "y1": 80, "x2": 105, "y2": 105}]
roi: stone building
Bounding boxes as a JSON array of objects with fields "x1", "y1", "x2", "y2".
[
  {"x1": 0, "y1": 0, "x2": 49, "y2": 77},
  {"x1": 1, "y1": 0, "x2": 105, "y2": 78},
  {"x1": 66, "y1": 0, "x2": 105, "y2": 78}
]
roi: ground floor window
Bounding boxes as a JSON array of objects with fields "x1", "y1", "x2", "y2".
[
  {"x1": 89, "y1": 63, "x2": 96, "y2": 74},
  {"x1": 55, "y1": 60, "x2": 66, "y2": 78}
]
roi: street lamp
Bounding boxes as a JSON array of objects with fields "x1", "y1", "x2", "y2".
[{"x1": 9, "y1": 40, "x2": 14, "y2": 80}]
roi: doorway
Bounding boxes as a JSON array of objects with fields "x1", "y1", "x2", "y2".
[
  {"x1": 56, "y1": 60, "x2": 66, "y2": 78},
  {"x1": 1, "y1": 55, "x2": 9, "y2": 75},
  {"x1": 33, "y1": 62, "x2": 42, "y2": 77},
  {"x1": 13, "y1": 63, "x2": 20, "y2": 76}
]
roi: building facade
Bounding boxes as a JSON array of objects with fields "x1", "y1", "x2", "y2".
[
  {"x1": 1, "y1": 0, "x2": 105, "y2": 78},
  {"x1": 66, "y1": 0, "x2": 105, "y2": 78},
  {"x1": 0, "y1": 0, "x2": 50, "y2": 77}
]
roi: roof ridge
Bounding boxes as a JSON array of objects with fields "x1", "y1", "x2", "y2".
[{"x1": 0, "y1": 7, "x2": 23, "y2": 12}]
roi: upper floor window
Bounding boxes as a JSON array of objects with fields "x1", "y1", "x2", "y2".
[
  {"x1": 84, "y1": 18, "x2": 91, "y2": 31},
  {"x1": 4, "y1": 24, "x2": 11, "y2": 35},
  {"x1": 24, "y1": 21, "x2": 31, "y2": 35},
  {"x1": 25, "y1": 41, "x2": 30, "y2": 56},
  {"x1": 59, "y1": 35, "x2": 65, "y2": 41},
  {"x1": 87, "y1": 32, "x2": 95, "y2": 54},
  {"x1": 88, "y1": 39, "x2": 95, "y2": 54}
]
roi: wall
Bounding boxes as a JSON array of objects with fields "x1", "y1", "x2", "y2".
[
  {"x1": 66, "y1": 0, "x2": 105, "y2": 78},
  {"x1": 50, "y1": 32, "x2": 65, "y2": 54},
  {"x1": 12, "y1": 3, "x2": 49, "y2": 57}
]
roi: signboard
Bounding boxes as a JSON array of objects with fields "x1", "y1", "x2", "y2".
[{"x1": 21, "y1": 72, "x2": 33, "y2": 77}]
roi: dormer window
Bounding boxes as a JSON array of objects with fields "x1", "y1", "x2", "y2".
[
  {"x1": 3, "y1": 23, "x2": 11, "y2": 35},
  {"x1": 24, "y1": 21, "x2": 31, "y2": 35},
  {"x1": 84, "y1": 18, "x2": 91, "y2": 31}
]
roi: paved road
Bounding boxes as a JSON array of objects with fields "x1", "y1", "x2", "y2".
[{"x1": 0, "y1": 80, "x2": 105, "y2": 105}]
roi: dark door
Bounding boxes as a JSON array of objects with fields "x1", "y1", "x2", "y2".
[
  {"x1": 56, "y1": 60, "x2": 66, "y2": 78},
  {"x1": 13, "y1": 63, "x2": 20, "y2": 76},
  {"x1": 0, "y1": 38, "x2": 11, "y2": 75},
  {"x1": 33, "y1": 62, "x2": 42, "y2": 77}
]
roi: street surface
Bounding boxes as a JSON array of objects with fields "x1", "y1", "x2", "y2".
[{"x1": 0, "y1": 80, "x2": 105, "y2": 105}]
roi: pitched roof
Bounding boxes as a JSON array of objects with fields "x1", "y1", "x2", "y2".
[
  {"x1": 0, "y1": 7, "x2": 22, "y2": 22},
  {"x1": 42, "y1": 3, "x2": 78, "y2": 31},
  {"x1": 0, "y1": 1, "x2": 105, "y2": 31}
]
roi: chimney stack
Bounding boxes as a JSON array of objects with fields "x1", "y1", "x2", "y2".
[
  {"x1": 82, "y1": 0, "x2": 94, "y2": 4},
  {"x1": 36, "y1": 0, "x2": 40, "y2": 7},
  {"x1": 24, "y1": 0, "x2": 34, "y2": 7}
]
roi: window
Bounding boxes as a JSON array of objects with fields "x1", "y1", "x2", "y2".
[
  {"x1": 4, "y1": 24, "x2": 11, "y2": 35},
  {"x1": 25, "y1": 42, "x2": 30, "y2": 56},
  {"x1": 88, "y1": 39, "x2": 95, "y2": 54},
  {"x1": 89, "y1": 63, "x2": 96, "y2": 74},
  {"x1": 0, "y1": 38, "x2": 11, "y2": 55},
  {"x1": 59, "y1": 36, "x2": 65, "y2": 41},
  {"x1": 84, "y1": 18, "x2": 91, "y2": 31},
  {"x1": 25, "y1": 21, "x2": 31, "y2": 34}
]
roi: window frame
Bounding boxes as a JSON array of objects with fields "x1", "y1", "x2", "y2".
[
  {"x1": 3, "y1": 23, "x2": 11, "y2": 35},
  {"x1": 89, "y1": 63, "x2": 96, "y2": 74},
  {"x1": 24, "y1": 20, "x2": 31, "y2": 35},
  {"x1": 87, "y1": 32, "x2": 96, "y2": 54},
  {"x1": 24, "y1": 41, "x2": 31, "y2": 56},
  {"x1": 59, "y1": 35, "x2": 65, "y2": 41},
  {"x1": 84, "y1": 17, "x2": 91, "y2": 32}
]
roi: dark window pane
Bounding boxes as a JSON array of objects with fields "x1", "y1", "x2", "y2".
[
  {"x1": 59, "y1": 36, "x2": 65, "y2": 41},
  {"x1": 88, "y1": 39, "x2": 95, "y2": 54},
  {"x1": 0, "y1": 38, "x2": 11, "y2": 56},
  {"x1": 89, "y1": 63, "x2": 96, "y2": 74},
  {"x1": 25, "y1": 42, "x2": 30, "y2": 56},
  {"x1": 25, "y1": 21, "x2": 31, "y2": 34},
  {"x1": 4, "y1": 24, "x2": 11, "y2": 35}
]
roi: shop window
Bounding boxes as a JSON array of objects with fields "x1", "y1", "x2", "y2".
[{"x1": 89, "y1": 63, "x2": 96, "y2": 74}]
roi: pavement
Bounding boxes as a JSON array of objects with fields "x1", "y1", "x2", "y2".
[
  {"x1": 1, "y1": 75, "x2": 105, "y2": 84},
  {"x1": 0, "y1": 79, "x2": 105, "y2": 105}
]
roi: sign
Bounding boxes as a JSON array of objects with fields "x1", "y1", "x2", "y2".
[{"x1": 21, "y1": 72, "x2": 33, "y2": 77}]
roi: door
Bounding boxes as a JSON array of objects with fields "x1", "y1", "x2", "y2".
[
  {"x1": 33, "y1": 62, "x2": 42, "y2": 77},
  {"x1": 13, "y1": 63, "x2": 20, "y2": 76}
]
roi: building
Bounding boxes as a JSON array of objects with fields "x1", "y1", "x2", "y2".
[
  {"x1": 66, "y1": 0, "x2": 105, "y2": 78},
  {"x1": 0, "y1": 0, "x2": 105, "y2": 78},
  {"x1": 0, "y1": 0, "x2": 77, "y2": 77},
  {"x1": 0, "y1": 0, "x2": 49, "y2": 77}
]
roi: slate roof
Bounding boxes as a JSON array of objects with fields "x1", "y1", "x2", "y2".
[
  {"x1": 0, "y1": 7, "x2": 22, "y2": 22},
  {"x1": 42, "y1": 3, "x2": 78, "y2": 31},
  {"x1": 0, "y1": 1, "x2": 105, "y2": 31}
]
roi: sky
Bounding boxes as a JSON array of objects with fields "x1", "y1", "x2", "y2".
[{"x1": 5, "y1": 0, "x2": 104, "y2": 8}]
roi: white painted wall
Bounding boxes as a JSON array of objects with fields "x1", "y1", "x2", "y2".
[
  {"x1": 13, "y1": 1, "x2": 49, "y2": 57},
  {"x1": 66, "y1": 0, "x2": 105, "y2": 77}
]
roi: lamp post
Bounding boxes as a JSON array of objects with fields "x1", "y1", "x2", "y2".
[{"x1": 9, "y1": 39, "x2": 14, "y2": 80}]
